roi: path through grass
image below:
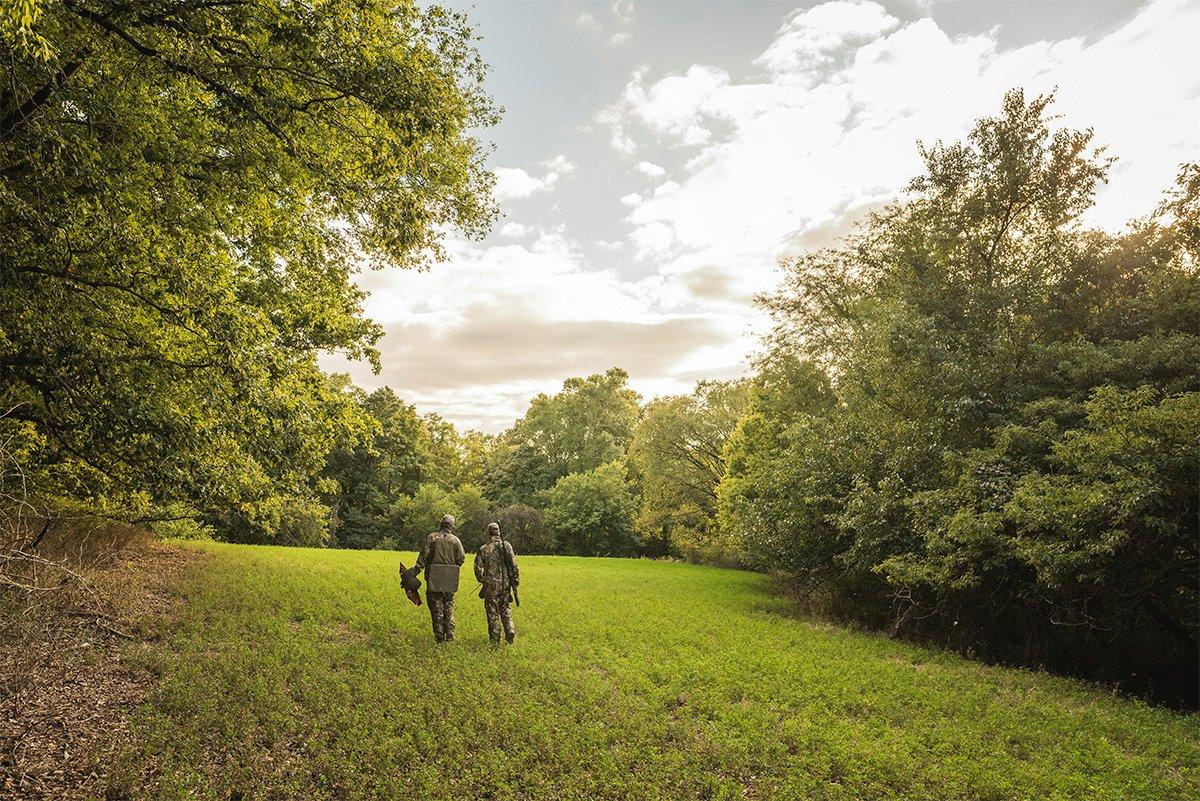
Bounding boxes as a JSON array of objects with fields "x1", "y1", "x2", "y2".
[{"x1": 114, "y1": 542, "x2": 1199, "y2": 800}]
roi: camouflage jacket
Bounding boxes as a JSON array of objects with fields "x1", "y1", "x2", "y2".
[
  {"x1": 415, "y1": 530, "x2": 465, "y2": 573},
  {"x1": 473, "y1": 534, "x2": 518, "y2": 597}
]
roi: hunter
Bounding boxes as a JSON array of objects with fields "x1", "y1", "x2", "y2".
[
  {"x1": 473, "y1": 522, "x2": 520, "y2": 644},
  {"x1": 414, "y1": 514, "x2": 465, "y2": 643}
]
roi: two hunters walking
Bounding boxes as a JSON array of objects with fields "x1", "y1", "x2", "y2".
[{"x1": 401, "y1": 515, "x2": 521, "y2": 645}]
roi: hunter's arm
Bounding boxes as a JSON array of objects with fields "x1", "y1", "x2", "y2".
[{"x1": 414, "y1": 536, "x2": 431, "y2": 571}]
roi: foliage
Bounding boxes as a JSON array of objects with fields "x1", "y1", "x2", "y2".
[
  {"x1": 493, "y1": 504, "x2": 552, "y2": 554},
  {"x1": 543, "y1": 461, "x2": 637, "y2": 556},
  {"x1": 0, "y1": 1, "x2": 496, "y2": 524},
  {"x1": 718, "y1": 89, "x2": 1199, "y2": 704},
  {"x1": 390, "y1": 483, "x2": 459, "y2": 551},
  {"x1": 448, "y1": 483, "x2": 491, "y2": 550},
  {"x1": 212, "y1": 493, "x2": 333, "y2": 548},
  {"x1": 487, "y1": 368, "x2": 641, "y2": 504},
  {"x1": 322, "y1": 387, "x2": 425, "y2": 549},
  {"x1": 112, "y1": 542, "x2": 1200, "y2": 800},
  {"x1": 629, "y1": 380, "x2": 750, "y2": 560}
]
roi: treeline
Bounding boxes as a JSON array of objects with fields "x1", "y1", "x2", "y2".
[
  {"x1": 717, "y1": 92, "x2": 1198, "y2": 706},
  {"x1": 283, "y1": 368, "x2": 747, "y2": 558},
  {"x1": 308, "y1": 368, "x2": 654, "y2": 555}
]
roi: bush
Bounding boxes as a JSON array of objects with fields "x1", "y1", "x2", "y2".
[
  {"x1": 494, "y1": 504, "x2": 553, "y2": 554},
  {"x1": 544, "y1": 462, "x2": 637, "y2": 556}
]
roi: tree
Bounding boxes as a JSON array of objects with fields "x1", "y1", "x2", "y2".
[
  {"x1": 391, "y1": 484, "x2": 458, "y2": 552},
  {"x1": 449, "y1": 483, "x2": 491, "y2": 550},
  {"x1": 543, "y1": 461, "x2": 637, "y2": 556},
  {"x1": 415, "y1": 413, "x2": 495, "y2": 492},
  {"x1": 727, "y1": 89, "x2": 1199, "y2": 704},
  {"x1": 716, "y1": 354, "x2": 837, "y2": 571},
  {"x1": 494, "y1": 504, "x2": 553, "y2": 554},
  {"x1": 0, "y1": 1, "x2": 497, "y2": 525},
  {"x1": 322, "y1": 387, "x2": 424, "y2": 549},
  {"x1": 488, "y1": 368, "x2": 641, "y2": 504},
  {"x1": 630, "y1": 380, "x2": 750, "y2": 560}
]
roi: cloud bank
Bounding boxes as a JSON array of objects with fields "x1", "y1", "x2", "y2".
[
  {"x1": 607, "y1": 0, "x2": 1199, "y2": 306},
  {"x1": 330, "y1": 0, "x2": 1199, "y2": 432}
]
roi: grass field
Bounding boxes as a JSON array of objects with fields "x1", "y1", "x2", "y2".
[{"x1": 111, "y1": 542, "x2": 1199, "y2": 800}]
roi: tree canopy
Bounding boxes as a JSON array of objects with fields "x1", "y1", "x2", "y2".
[
  {"x1": 718, "y1": 90, "x2": 1199, "y2": 705},
  {"x1": 486, "y1": 368, "x2": 641, "y2": 504},
  {"x1": 629, "y1": 380, "x2": 749, "y2": 561},
  {"x1": 0, "y1": 0, "x2": 497, "y2": 529}
]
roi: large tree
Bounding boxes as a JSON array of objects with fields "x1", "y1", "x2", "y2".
[
  {"x1": 722, "y1": 90, "x2": 1199, "y2": 704},
  {"x1": 0, "y1": 1, "x2": 496, "y2": 525},
  {"x1": 487, "y1": 368, "x2": 641, "y2": 504},
  {"x1": 321, "y1": 386, "x2": 424, "y2": 550},
  {"x1": 543, "y1": 461, "x2": 637, "y2": 557},
  {"x1": 629, "y1": 380, "x2": 749, "y2": 560}
]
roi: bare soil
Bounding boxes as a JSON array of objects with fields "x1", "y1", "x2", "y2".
[{"x1": 0, "y1": 540, "x2": 200, "y2": 800}]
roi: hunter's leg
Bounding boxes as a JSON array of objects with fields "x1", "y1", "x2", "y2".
[
  {"x1": 499, "y1": 594, "x2": 515, "y2": 643},
  {"x1": 484, "y1": 594, "x2": 501, "y2": 643},
  {"x1": 427, "y1": 591, "x2": 444, "y2": 642},
  {"x1": 444, "y1": 592, "x2": 456, "y2": 641}
]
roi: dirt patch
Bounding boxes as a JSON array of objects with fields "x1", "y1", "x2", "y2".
[{"x1": 0, "y1": 540, "x2": 202, "y2": 800}]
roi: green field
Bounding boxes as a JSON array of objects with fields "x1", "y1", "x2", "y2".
[{"x1": 113, "y1": 542, "x2": 1199, "y2": 800}]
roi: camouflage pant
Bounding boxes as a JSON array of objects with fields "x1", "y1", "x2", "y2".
[
  {"x1": 426, "y1": 590, "x2": 455, "y2": 642},
  {"x1": 482, "y1": 591, "x2": 514, "y2": 643}
]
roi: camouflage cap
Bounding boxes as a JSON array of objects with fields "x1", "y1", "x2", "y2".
[
  {"x1": 487, "y1": 522, "x2": 500, "y2": 533},
  {"x1": 440, "y1": 514, "x2": 455, "y2": 528}
]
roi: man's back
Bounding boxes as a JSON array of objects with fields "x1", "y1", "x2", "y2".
[
  {"x1": 419, "y1": 530, "x2": 464, "y2": 594},
  {"x1": 474, "y1": 536, "x2": 518, "y2": 596},
  {"x1": 477, "y1": 537, "x2": 511, "y2": 587},
  {"x1": 422, "y1": 530, "x2": 465, "y2": 567}
]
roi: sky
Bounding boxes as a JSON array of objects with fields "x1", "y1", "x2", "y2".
[{"x1": 321, "y1": 0, "x2": 1200, "y2": 433}]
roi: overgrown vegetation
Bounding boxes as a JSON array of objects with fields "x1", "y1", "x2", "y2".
[
  {"x1": 112, "y1": 542, "x2": 1200, "y2": 800},
  {"x1": 0, "y1": 0, "x2": 496, "y2": 534},
  {"x1": 718, "y1": 91, "x2": 1199, "y2": 705}
]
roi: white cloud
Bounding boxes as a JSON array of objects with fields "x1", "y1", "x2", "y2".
[
  {"x1": 630, "y1": 221, "x2": 675, "y2": 260},
  {"x1": 756, "y1": 1, "x2": 900, "y2": 78},
  {"x1": 574, "y1": 12, "x2": 601, "y2": 31},
  {"x1": 595, "y1": 239, "x2": 624, "y2": 251},
  {"x1": 492, "y1": 155, "x2": 575, "y2": 200},
  {"x1": 611, "y1": 128, "x2": 636, "y2": 153},
  {"x1": 493, "y1": 168, "x2": 553, "y2": 200},
  {"x1": 609, "y1": 31, "x2": 631, "y2": 46},
  {"x1": 611, "y1": 0, "x2": 635, "y2": 24},
  {"x1": 324, "y1": 230, "x2": 742, "y2": 430},
  {"x1": 620, "y1": 64, "x2": 731, "y2": 146},
  {"x1": 594, "y1": 106, "x2": 638, "y2": 154},
  {"x1": 604, "y1": 0, "x2": 1200, "y2": 310},
  {"x1": 499, "y1": 222, "x2": 531, "y2": 238},
  {"x1": 635, "y1": 160, "x2": 666, "y2": 178},
  {"x1": 541, "y1": 154, "x2": 576, "y2": 175}
]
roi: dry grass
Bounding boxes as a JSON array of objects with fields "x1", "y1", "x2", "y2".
[{"x1": 0, "y1": 523, "x2": 201, "y2": 801}]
